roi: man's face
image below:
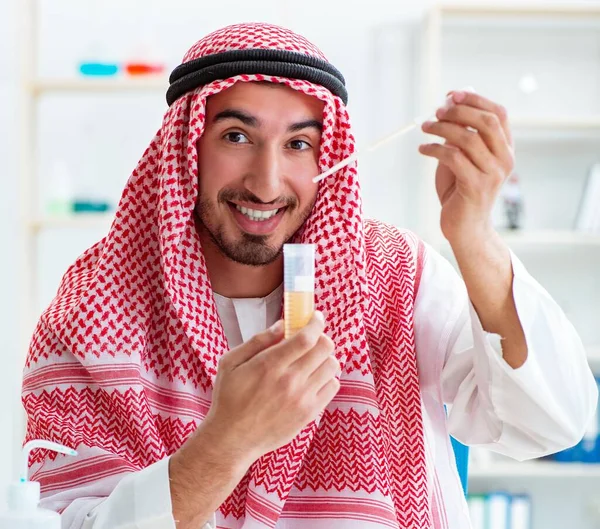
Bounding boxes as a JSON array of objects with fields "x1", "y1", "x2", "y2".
[{"x1": 196, "y1": 82, "x2": 323, "y2": 267}]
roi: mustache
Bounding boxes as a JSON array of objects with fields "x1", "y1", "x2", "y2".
[{"x1": 217, "y1": 188, "x2": 298, "y2": 208}]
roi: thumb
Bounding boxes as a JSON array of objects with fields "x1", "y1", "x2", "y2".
[{"x1": 224, "y1": 320, "x2": 284, "y2": 369}]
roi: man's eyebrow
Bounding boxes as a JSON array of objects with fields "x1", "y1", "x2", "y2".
[
  {"x1": 213, "y1": 109, "x2": 259, "y2": 127},
  {"x1": 288, "y1": 120, "x2": 323, "y2": 133},
  {"x1": 212, "y1": 110, "x2": 322, "y2": 133}
]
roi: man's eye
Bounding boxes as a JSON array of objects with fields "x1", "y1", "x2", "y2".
[
  {"x1": 289, "y1": 140, "x2": 311, "y2": 150},
  {"x1": 224, "y1": 132, "x2": 249, "y2": 144}
]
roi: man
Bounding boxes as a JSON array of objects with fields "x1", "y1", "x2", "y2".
[{"x1": 22, "y1": 23, "x2": 597, "y2": 529}]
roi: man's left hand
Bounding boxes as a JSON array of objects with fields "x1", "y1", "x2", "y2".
[{"x1": 419, "y1": 90, "x2": 515, "y2": 248}]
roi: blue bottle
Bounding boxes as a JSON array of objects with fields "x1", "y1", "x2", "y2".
[{"x1": 78, "y1": 62, "x2": 119, "y2": 76}]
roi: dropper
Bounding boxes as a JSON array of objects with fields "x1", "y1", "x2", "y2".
[
  {"x1": 313, "y1": 86, "x2": 476, "y2": 184},
  {"x1": 19, "y1": 440, "x2": 78, "y2": 483}
]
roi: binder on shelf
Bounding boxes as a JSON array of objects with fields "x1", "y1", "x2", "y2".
[
  {"x1": 488, "y1": 492, "x2": 511, "y2": 529},
  {"x1": 575, "y1": 163, "x2": 600, "y2": 233},
  {"x1": 467, "y1": 494, "x2": 486, "y2": 529},
  {"x1": 510, "y1": 494, "x2": 532, "y2": 529},
  {"x1": 467, "y1": 492, "x2": 532, "y2": 529}
]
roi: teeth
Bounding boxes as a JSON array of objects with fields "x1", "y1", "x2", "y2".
[{"x1": 235, "y1": 205, "x2": 280, "y2": 221}]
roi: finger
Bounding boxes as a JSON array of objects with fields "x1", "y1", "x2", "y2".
[
  {"x1": 421, "y1": 120, "x2": 495, "y2": 173},
  {"x1": 446, "y1": 90, "x2": 513, "y2": 146},
  {"x1": 307, "y1": 354, "x2": 341, "y2": 392},
  {"x1": 435, "y1": 103, "x2": 514, "y2": 170},
  {"x1": 289, "y1": 333, "x2": 335, "y2": 379},
  {"x1": 418, "y1": 143, "x2": 479, "y2": 184},
  {"x1": 222, "y1": 320, "x2": 284, "y2": 369},
  {"x1": 265, "y1": 311, "x2": 326, "y2": 367},
  {"x1": 315, "y1": 377, "x2": 341, "y2": 409}
]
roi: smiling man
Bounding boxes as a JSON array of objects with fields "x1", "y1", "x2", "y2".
[
  {"x1": 22, "y1": 23, "x2": 597, "y2": 529},
  {"x1": 195, "y1": 82, "x2": 324, "y2": 296}
]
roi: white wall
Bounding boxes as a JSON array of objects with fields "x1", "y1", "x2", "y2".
[
  {"x1": 1, "y1": 0, "x2": 600, "y2": 518},
  {"x1": 0, "y1": 0, "x2": 21, "y2": 508}
]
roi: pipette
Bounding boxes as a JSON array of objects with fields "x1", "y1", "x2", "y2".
[
  {"x1": 313, "y1": 87, "x2": 475, "y2": 184},
  {"x1": 312, "y1": 117, "x2": 428, "y2": 183}
]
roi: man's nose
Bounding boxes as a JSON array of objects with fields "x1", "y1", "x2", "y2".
[{"x1": 244, "y1": 145, "x2": 286, "y2": 203}]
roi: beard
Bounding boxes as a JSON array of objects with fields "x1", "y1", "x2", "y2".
[{"x1": 195, "y1": 188, "x2": 316, "y2": 267}]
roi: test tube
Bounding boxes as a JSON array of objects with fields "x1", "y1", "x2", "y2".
[{"x1": 283, "y1": 244, "x2": 315, "y2": 339}]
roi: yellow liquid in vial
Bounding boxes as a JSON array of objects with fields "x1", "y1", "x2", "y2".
[{"x1": 284, "y1": 291, "x2": 315, "y2": 339}]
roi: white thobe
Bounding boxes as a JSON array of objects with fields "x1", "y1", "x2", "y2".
[{"x1": 56, "y1": 244, "x2": 597, "y2": 529}]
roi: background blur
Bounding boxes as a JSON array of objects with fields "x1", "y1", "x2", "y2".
[{"x1": 1, "y1": 1, "x2": 600, "y2": 528}]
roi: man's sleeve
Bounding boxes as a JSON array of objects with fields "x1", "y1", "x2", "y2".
[
  {"x1": 48, "y1": 456, "x2": 217, "y2": 529},
  {"x1": 413, "y1": 242, "x2": 598, "y2": 460}
]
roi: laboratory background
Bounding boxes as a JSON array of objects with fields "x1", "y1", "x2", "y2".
[{"x1": 1, "y1": 0, "x2": 600, "y2": 528}]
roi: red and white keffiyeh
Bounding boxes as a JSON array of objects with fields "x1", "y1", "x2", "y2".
[{"x1": 22, "y1": 23, "x2": 432, "y2": 529}]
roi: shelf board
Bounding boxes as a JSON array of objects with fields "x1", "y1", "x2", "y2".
[
  {"x1": 512, "y1": 117, "x2": 600, "y2": 130},
  {"x1": 437, "y1": 231, "x2": 600, "y2": 257},
  {"x1": 469, "y1": 461, "x2": 600, "y2": 479},
  {"x1": 28, "y1": 213, "x2": 115, "y2": 231},
  {"x1": 439, "y1": 4, "x2": 600, "y2": 18},
  {"x1": 29, "y1": 77, "x2": 169, "y2": 95},
  {"x1": 511, "y1": 118, "x2": 600, "y2": 142},
  {"x1": 438, "y1": 5, "x2": 600, "y2": 32},
  {"x1": 499, "y1": 230, "x2": 600, "y2": 248}
]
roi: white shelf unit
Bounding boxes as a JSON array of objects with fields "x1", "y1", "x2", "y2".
[
  {"x1": 21, "y1": 86, "x2": 165, "y2": 325},
  {"x1": 419, "y1": 2, "x2": 600, "y2": 330},
  {"x1": 16, "y1": 0, "x2": 168, "y2": 477},
  {"x1": 419, "y1": 5, "x2": 600, "y2": 529},
  {"x1": 418, "y1": 4, "x2": 600, "y2": 246},
  {"x1": 19, "y1": 0, "x2": 164, "y2": 332},
  {"x1": 19, "y1": 0, "x2": 168, "y2": 337}
]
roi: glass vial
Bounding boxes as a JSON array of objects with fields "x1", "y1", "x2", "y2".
[{"x1": 283, "y1": 244, "x2": 315, "y2": 339}]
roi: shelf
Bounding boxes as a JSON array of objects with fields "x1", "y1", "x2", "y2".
[
  {"x1": 437, "y1": 231, "x2": 600, "y2": 258},
  {"x1": 29, "y1": 77, "x2": 169, "y2": 95},
  {"x1": 511, "y1": 118, "x2": 600, "y2": 141},
  {"x1": 511, "y1": 117, "x2": 600, "y2": 129},
  {"x1": 439, "y1": 4, "x2": 600, "y2": 17},
  {"x1": 499, "y1": 230, "x2": 600, "y2": 248},
  {"x1": 438, "y1": 5, "x2": 600, "y2": 33},
  {"x1": 28, "y1": 213, "x2": 115, "y2": 231},
  {"x1": 469, "y1": 461, "x2": 600, "y2": 479}
]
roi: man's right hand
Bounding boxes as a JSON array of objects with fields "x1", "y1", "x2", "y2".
[
  {"x1": 203, "y1": 310, "x2": 340, "y2": 463},
  {"x1": 169, "y1": 312, "x2": 340, "y2": 529}
]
